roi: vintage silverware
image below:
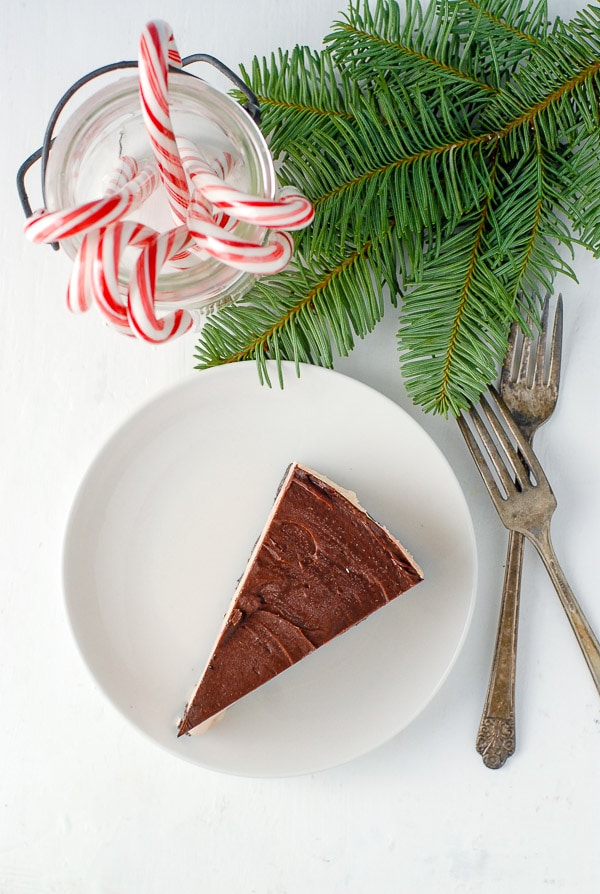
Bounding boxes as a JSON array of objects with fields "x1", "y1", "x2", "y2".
[
  {"x1": 457, "y1": 386, "x2": 600, "y2": 736},
  {"x1": 474, "y1": 295, "x2": 563, "y2": 769}
]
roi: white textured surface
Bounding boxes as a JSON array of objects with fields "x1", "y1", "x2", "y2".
[{"x1": 2, "y1": 1, "x2": 600, "y2": 891}]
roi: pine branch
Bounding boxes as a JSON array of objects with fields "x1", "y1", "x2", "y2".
[
  {"x1": 238, "y1": 46, "x2": 361, "y2": 159},
  {"x1": 553, "y1": 128, "x2": 600, "y2": 253},
  {"x1": 479, "y1": 11, "x2": 600, "y2": 147},
  {"x1": 326, "y1": 0, "x2": 498, "y2": 95},
  {"x1": 196, "y1": 0, "x2": 600, "y2": 415},
  {"x1": 195, "y1": 224, "x2": 403, "y2": 378},
  {"x1": 398, "y1": 130, "x2": 576, "y2": 414},
  {"x1": 458, "y1": 0, "x2": 549, "y2": 47},
  {"x1": 276, "y1": 75, "x2": 496, "y2": 255}
]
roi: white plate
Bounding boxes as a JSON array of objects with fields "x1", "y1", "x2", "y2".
[{"x1": 63, "y1": 361, "x2": 477, "y2": 777}]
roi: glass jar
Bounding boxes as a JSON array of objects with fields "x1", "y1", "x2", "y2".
[{"x1": 29, "y1": 67, "x2": 276, "y2": 314}]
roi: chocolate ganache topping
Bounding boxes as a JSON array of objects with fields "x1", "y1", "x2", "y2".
[{"x1": 178, "y1": 464, "x2": 423, "y2": 735}]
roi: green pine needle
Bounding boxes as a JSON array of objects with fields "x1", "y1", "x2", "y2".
[{"x1": 196, "y1": 0, "x2": 600, "y2": 416}]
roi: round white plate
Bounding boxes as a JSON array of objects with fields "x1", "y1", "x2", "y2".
[{"x1": 63, "y1": 361, "x2": 477, "y2": 777}]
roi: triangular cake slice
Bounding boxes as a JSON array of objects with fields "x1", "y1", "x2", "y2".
[{"x1": 177, "y1": 463, "x2": 423, "y2": 736}]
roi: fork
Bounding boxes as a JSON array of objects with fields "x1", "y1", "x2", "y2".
[
  {"x1": 458, "y1": 387, "x2": 600, "y2": 722},
  {"x1": 473, "y1": 295, "x2": 563, "y2": 768}
]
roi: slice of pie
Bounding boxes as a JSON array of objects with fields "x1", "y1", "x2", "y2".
[{"x1": 177, "y1": 463, "x2": 423, "y2": 736}]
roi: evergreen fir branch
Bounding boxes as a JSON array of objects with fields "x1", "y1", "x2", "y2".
[
  {"x1": 195, "y1": 225, "x2": 402, "y2": 380},
  {"x1": 479, "y1": 129, "x2": 576, "y2": 302},
  {"x1": 479, "y1": 12, "x2": 600, "y2": 150},
  {"x1": 399, "y1": 226, "x2": 510, "y2": 415},
  {"x1": 254, "y1": 20, "x2": 599, "y2": 258},
  {"x1": 326, "y1": 0, "x2": 498, "y2": 96},
  {"x1": 398, "y1": 120, "x2": 577, "y2": 414},
  {"x1": 195, "y1": 0, "x2": 600, "y2": 415},
  {"x1": 551, "y1": 127, "x2": 600, "y2": 254},
  {"x1": 238, "y1": 46, "x2": 361, "y2": 158},
  {"x1": 398, "y1": 121, "x2": 578, "y2": 414},
  {"x1": 442, "y1": 1, "x2": 549, "y2": 88},
  {"x1": 459, "y1": 0, "x2": 549, "y2": 46},
  {"x1": 246, "y1": 7, "x2": 595, "y2": 258},
  {"x1": 278, "y1": 77, "x2": 496, "y2": 254},
  {"x1": 398, "y1": 177, "x2": 516, "y2": 416}
]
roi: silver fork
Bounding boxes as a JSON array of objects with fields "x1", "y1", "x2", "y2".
[
  {"x1": 458, "y1": 388, "x2": 600, "y2": 722},
  {"x1": 474, "y1": 295, "x2": 562, "y2": 769}
]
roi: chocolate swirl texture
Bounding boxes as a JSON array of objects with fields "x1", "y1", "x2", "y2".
[{"x1": 178, "y1": 464, "x2": 423, "y2": 735}]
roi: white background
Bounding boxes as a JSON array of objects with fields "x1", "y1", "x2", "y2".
[{"x1": 2, "y1": 1, "x2": 600, "y2": 891}]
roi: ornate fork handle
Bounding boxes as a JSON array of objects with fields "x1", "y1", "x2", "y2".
[
  {"x1": 529, "y1": 522, "x2": 600, "y2": 695},
  {"x1": 478, "y1": 518, "x2": 600, "y2": 769},
  {"x1": 476, "y1": 521, "x2": 600, "y2": 769},
  {"x1": 476, "y1": 529, "x2": 524, "y2": 768}
]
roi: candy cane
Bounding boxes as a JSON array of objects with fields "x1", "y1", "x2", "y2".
[
  {"x1": 66, "y1": 158, "x2": 146, "y2": 313},
  {"x1": 187, "y1": 191, "x2": 293, "y2": 274},
  {"x1": 138, "y1": 20, "x2": 190, "y2": 224},
  {"x1": 65, "y1": 184, "x2": 205, "y2": 320},
  {"x1": 95, "y1": 221, "x2": 161, "y2": 331},
  {"x1": 34, "y1": 20, "x2": 309, "y2": 347},
  {"x1": 66, "y1": 188, "x2": 207, "y2": 322},
  {"x1": 25, "y1": 161, "x2": 160, "y2": 244},
  {"x1": 127, "y1": 226, "x2": 195, "y2": 342},
  {"x1": 67, "y1": 220, "x2": 198, "y2": 335},
  {"x1": 102, "y1": 155, "x2": 139, "y2": 194},
  {"x1": 66, "y1": 228, "x2": 102, "y2": 314},
  {"x1": 177, "y1": 137, "x2": 314, "y2": 231},
  {"x1": 210, "y1": 150, "x2": 236, "y2": 181},
  {"x1": 66, "y1": 223, "x2": 151, "y2": 324},
  {"x1": 179, "y1": 139, "x2": 294, "y2": 272}
]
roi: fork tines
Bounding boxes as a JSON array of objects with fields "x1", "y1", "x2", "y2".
[
  {"x1": 502, "y1": 294, "x2": 563, "y2": 391},
  {"x1": 458, "y1": 387, "x2": 547, "y2": 510}
]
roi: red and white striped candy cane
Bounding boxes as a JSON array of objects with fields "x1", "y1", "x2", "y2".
[
  {"x1": 138, "y1": 20, "x2": 190, "y2": 225},
  {"x1": 65, "y1": 157, "x2": 147, "y2": 313},
  {"x1": 25, "y1": 161, "x2": 160, "y2": 244},
  {"x1": 177, "y1": 137, "x2": 314, "y2": 231},
  {"x1": 94, "y1": 220, "x2": 160, "y2": 332},
  {"x1": 66, "y1": 158, "x2": 147, "y2": 314},
  {"x1": 186, "y1": 191, "x2": 293, "y2": 274},
  {"x1": 67, "y1": 222, "x2": 155, "y2": 326},
  {"x1": 102, "y1": 155, "x2": 139, "y2": 194},
  {"x1": 66, "y1": 228, "x2": 102, "y2": 314},
  {"x1": 67, "y1": 220, "x2": 195, "y2": 335},
  {"x1": 127, "y1": 226, "x2": 195, "y2": 343},
  {"x1": 209, "y1": 149, "x2": 236, "y2": 181}
]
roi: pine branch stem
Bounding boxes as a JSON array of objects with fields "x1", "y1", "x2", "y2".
[
  {"x1": 438, "y1": 151, "x2": 499, "y2": 411},
  {"x1": 215, "y1": 230, "x2": 393, "y2": 365},
  {"x1": 496, "y1": 60, "x2": 600, "y2": 137},
  {"x1": 461, "y1": 0, "x2": 543, "y2": 45},
  {"x1": 314, "y1": 59, "x2": 600, "y2": 209},
  {"x1": 253, "y1": 94, "x2": 356, "y2": 122},
  {"x1": 334, "y1": 20, "x2": 498, "y2": 93}
]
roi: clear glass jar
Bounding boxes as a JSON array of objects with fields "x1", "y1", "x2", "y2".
[{"x1": 43, "y1": 71, "x2": 276, "y2": 313}]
